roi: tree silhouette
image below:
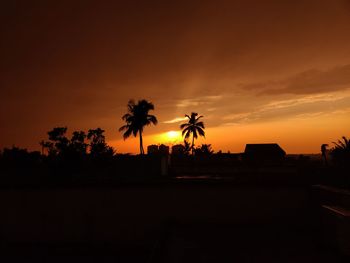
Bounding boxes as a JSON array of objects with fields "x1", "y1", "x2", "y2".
[
  {"x1": 87, "y1": 128, "x2": 114, "y2": 157},
  {"x1": 40, "y1": 140, "x2": 55, "y2": 155},
  {"x1": 41, "y1": 127, "x2": 88, "y2": 157},
  {"x1": 119, "y1": 99, "x2": 158, "y2": 154},
  {"x1": 40, "y1": 127, "x2": 115, "y2": 162},
  {"x1": 331, "y1": 136, "x2": 350, "y2": 165},
  {"x1": 87, "y1": 128, "x2": 105, "y2": 145},
  {"x1": 40, "y1": 127, "x2": 69, "y2": 156},
  {"x1": 180, "y1": 112, "x2": 205, "y2": 155},
  {"x1": 70, "y1": 131, "x2": 88, "y2": 156},
  {"x1": 195, "y1": 144, "x2": 214, "y2": 156}
]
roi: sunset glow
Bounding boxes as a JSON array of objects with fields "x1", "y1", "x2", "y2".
[
  {"x1": 2, "y1": 3, "x2": 350, "y2": 259},
  {"x1": 156, "y1": 131, "x2": 182, "y2": 145},
  {"x1": 1, "y1": 1, "x2": 350, "y2": 154},
  {"x1": 166, "y1": 131, "x2": 181, "y2": 141}
]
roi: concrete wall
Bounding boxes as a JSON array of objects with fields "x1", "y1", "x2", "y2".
[{"x1": 0, "y1": 184, "x2": 311, "y2": 245}]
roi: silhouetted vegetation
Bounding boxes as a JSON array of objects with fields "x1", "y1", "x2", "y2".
[
  {"x1": 40, "y1": 127, "x2": 114, "y2": 160},
  {"x1": 171, "y1": 141, "x2": 191, "y2": 156},
  {"x1": 0, "y1": 146, "x2": 42, "y2": 172},
  {"x1": 314, "y1": 136, "x2": 350, "y2": 189},
  {"x1": 180, "y1": 112, "x2": 205, "y2": 155},
  {"x1": 0, "y1": 125, "x2": 173, "y2": 187},
  {"x1": 87, "y1": 128, "x2": 115, "y2": 158},
  {"x1": 2, "y1": 124, "x2": 348, "y2": 188},
  {"x1": 0, "y1": 97, "x2": 349, "y2": 191},
  {"x1": 194, "y1": 144, "x2": 214, "y2": 156},
  {"x1": 330, "y1": 136, "x2": 349, "y2": 166},
  {"x1": 119, "y1": 99, "x2": 158, "y2": 155}
]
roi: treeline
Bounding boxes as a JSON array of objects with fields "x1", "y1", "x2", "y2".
[
  {"x1": 39, "y1": 127, "x2": 114, "y2": 159},
  {"x1": 0, "y1": 127, "x2": 165, "y2": 187},
  {"x1": 0, "y1": 123, "x2": 349, "y2": 188}
]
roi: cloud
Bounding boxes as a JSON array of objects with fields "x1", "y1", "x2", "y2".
[
  {"x1": 221, "y1": 91, "x2": 350, "y2": 125},
  {"x1": 241, "y1": 64, "x2": 350, "y2": 95},
  {"x1": 163, "y1": 117, "x2": 187, "y2": 124},
  {"x1": 175, "y1": 95, "x2": 222, "y2": 108},
  {"x1": 261, "y1": 93, "x2": 346, "y2": 110}
]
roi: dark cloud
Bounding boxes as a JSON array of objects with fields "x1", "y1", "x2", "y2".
[
  {"x1": 285, "y1": 65, "x2": 350, "y2": 94},
  {"x1": 241, "y1": 64, "x2": 350, "y2": 95}
]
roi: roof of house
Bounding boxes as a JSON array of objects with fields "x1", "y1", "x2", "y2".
[{"x1": 244, "y1": 143, "x2": 286, "y2": 156}]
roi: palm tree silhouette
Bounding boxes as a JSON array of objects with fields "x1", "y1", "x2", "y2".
[
  {"x1": 119, "y1": 99, "x2": 158, "y2": 154},
  {"x1": 332, "y1": 136, "x2": 350, "y2": 151},
  {"x1": 331, "y1": 136, "x2": 350, "y2": 164},
  {"x1": 180, "y1": 112, "x2": 205, "y2": 155}
]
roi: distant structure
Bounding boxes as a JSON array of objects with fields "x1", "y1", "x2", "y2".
[
  {"x1": 147, "y1": 144, "x2": 169, "y2": 155},
  {"x1": 321, "y1": 144, "x2": 328, "y2": 165},
  {"x1": 147, "y1": 145, "x2": 159, "y2": 155},
  {"x1": 244, "y1": 144, "x2": 286, "y2": 163},
  {"x1": 159, "y1": 144, "x2": 170, "y2": 155},
  {"x1": 171, "y1": 144, "x2": 185, "y2": 155},
  {"x1": 147, "y1": 144, "x2": 169, "y2": 175}
]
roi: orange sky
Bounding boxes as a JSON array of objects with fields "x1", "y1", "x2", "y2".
[
  {"x1": 113, "y1": 103, "x2": 350, "y2": 154},
  {"x1": 1, "y1": 0, "x2": 350, "y2": 154}
]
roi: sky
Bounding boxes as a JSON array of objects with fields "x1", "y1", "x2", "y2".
[{"x1": 1, "y1": 0, "x2": 350, "y2": 154}]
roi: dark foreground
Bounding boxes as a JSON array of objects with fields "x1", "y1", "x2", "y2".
[
  {"x1": 0, "y1": 223, "x2": 346, "y2": 263},
  {"x1": 151, "y1": 223, "x2": 346, "y2": 263},
  {"x1": 0, "y1": 178, "x2": 349, "y2": 262}
]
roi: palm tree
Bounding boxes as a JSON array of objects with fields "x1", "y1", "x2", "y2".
[
  {"x1": 331, "y1": 136, "x2": 350, "y2": 164},
  {"x1": 119, "y1": 99, "x2": 158, "y2": 154},
  {"x1": 180, "y1": 112, "x2": 205, "y2": 155}
]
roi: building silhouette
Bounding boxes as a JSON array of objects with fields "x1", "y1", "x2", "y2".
[{"x1": 244, "y1": 143, "x2": 286, "y2": 163}]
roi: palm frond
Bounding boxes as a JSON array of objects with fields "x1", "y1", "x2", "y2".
[
  {"x1": 196, "y1": 121, "x2": 205, "y2": 128},
  {"x1": 180, "y1": 123, "x2": 190, "y2": 129},
  {"x1": 122, "y1": 127, "x2": 133, "y2": 140},
  {"x1": 119, "y1": 125, "x2": 128, "y2": 132},
  {"x1": 337, "y1": 139, "x2": 346, "y2": 148},
  {"x1": 196, "y1": 115, "x2": 203, "y2": 121},
  {"x1": 182, "y1": 127, "x2": 190, "y2": 136},
  {"x1": 122, "y1": 113, "x2": 132, "y2": 121},
  {"x1": 184, "y1": 130, "x2": 191, "y2": 139},
  {"x1": 197, "y1": 127, "x2": 205, "y2": 137},
  {"x1": 127, "y1": 100, "x2": 135, "y2": 112},
  {"x1": 147, "y1": 115, "x2": 158, "y2": 125},
  {"x1": 332, "y1": 142, "x2": 341, "y2": 149}
]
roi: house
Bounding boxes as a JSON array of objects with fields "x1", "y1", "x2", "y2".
[
  {"x1": 147, "y1": 144, "x2": 169, "y2": 155},
  {"x1": 244, "y1": 143, "x2": 286, "y2": 163},
  {"x1": 147, "y1": 145, "x2": 159, "y2": 155},
  {"x1": 158, "y1": 144, "x2": 169, "y2": 155},
  {"x1": 171, "y1": 144, "x2": 185, "y2": 155}
]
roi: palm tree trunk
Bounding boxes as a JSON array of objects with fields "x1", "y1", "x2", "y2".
[
  {"x1": 192, "y1": 133, "x2": 195, "y2": 155},
  {"x1": 139, "y1": 129, "x2": 144, "y2": 155}
]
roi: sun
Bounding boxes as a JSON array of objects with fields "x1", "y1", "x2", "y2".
[
  {"x1": 158, "y1": 130, "x2": 182, "y2": 144},
  {"x1": 153, "y1": 130, "x2": 182, "y2": 144},
  {"x1": 167, "y1": 130, "x2": 180, "y2": 139}
]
